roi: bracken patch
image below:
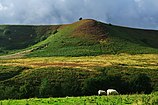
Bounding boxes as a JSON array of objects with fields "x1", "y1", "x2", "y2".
[{"x1": 72, "y1": 19, "x2": 108, "y2": 41}]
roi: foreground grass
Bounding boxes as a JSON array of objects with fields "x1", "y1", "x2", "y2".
[{"x1": 0, "y1": 93, "x2": 158, "y2": 105}]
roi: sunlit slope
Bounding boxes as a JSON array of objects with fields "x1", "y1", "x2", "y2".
[
  {"x1": 28, "y1": 19, "x2": 108, "y2": 57},
  {"x1": 28, "y1": 19, "x2": 158, "y2": 57}
]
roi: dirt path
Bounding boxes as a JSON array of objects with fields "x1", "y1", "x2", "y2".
[{"x1": 0, "y1": 49, "x2": 32, "y2": 59}]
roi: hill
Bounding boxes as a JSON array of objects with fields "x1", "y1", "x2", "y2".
[
  {"x1": 0, "y1": 19, "x2": 158, "y2": 57},
  {"x1": 24, "y1": 19, "x2": 158, "y2": 57},
  {"x1": 0, "y1": 19, "x2": 158, "y2": 99}
]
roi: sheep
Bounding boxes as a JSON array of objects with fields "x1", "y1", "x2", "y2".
[
  {"x1": 98, "y1": 90, "x2": 106, "y2": 96},
  {"x1": 107, "y1": 89, "x2": 119, "y2": 95}
]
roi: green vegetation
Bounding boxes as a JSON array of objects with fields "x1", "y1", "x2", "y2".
[{"x1": 0, "y1": 93, "x2": 158, "y2": 105}]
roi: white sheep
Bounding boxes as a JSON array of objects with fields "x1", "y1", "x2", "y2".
[
  {"x1": 98, "y1": 90, "x2": 106, "y2": 96},
  {"x1": 107, "y1": 89, "x2": 119, "y2": 95}
]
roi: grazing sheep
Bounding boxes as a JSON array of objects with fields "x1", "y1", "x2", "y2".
[
  {"x1": 107, "y1": 89, "x2": 119, "y2": 95},
  {"x1": 98, "y1": 90, "x2": 106, "y2": 96}
]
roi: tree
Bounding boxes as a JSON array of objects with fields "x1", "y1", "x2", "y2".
[
  {"x1": 61, "y1": 72, "x2": 82, "y2": 96},
  {"x1": 79, "y1": 17, "x2": 83, "y2": 21},
  {"x1": 39, "y1": 78, "x2": 51, "y2": 97},
  {"x1": 129, "y1": 73, "x2": 152, "y2": 94},
  {"x1": 19, "y1": 81, "x2": 34, "y2": 98},
  {"x1": 82, "y1": 78, "x2": 100, "y2": 95},
  {"x1": 51, "y1": 83, "x2": 63, "y2": 97}
]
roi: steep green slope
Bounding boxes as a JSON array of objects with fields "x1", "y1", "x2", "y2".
[
  {"x1": 27, "y1": 19, "x2": 158, "y2": 57},
  {"x1": 28, "y1": 19, "x2": 107, "y2": 57}
]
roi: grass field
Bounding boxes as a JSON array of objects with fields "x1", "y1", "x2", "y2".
[{"x1": 0, "y1": 93, "x2": 158, "y2": 105}]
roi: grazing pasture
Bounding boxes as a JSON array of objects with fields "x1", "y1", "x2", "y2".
[{"x1": 0, "y1": 93, "x2": 158, "y2": 105}]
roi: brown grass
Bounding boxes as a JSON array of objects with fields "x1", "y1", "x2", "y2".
[{"x1": 0, "y1": 54, "x2": 158, "y2": 70}]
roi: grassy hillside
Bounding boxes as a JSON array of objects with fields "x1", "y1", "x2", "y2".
[
  {"x1": 27, "y1": 19, "x2": 158, "y2": 57},
  {"x1": 1, "y1": 19, "x2": 158, "y2": 57}
]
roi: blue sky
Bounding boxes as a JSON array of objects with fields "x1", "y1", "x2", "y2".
[{"x1": 0, "y1": 0, "x2": 158, "y2": 29}]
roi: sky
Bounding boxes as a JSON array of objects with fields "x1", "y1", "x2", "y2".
[{"x1": 0, "y1": 0, "x2": 158, "y2": 29}]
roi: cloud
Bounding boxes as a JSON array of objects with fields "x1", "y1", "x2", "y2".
[
  {"x1": 0, "y1": 0, "x2": 158, "y2": 29},
  {"x1": 0, "y1": 3, "x2": 8, "y2": 11}
]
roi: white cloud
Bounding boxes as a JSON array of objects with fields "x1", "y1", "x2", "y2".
[{"x1": 0, "y1": 3, "x2": 8, "y2": 11}]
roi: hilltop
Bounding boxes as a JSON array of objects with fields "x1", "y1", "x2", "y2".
[{"x1": 0, "y1": 19, "x2": 158, "y2": 57}]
